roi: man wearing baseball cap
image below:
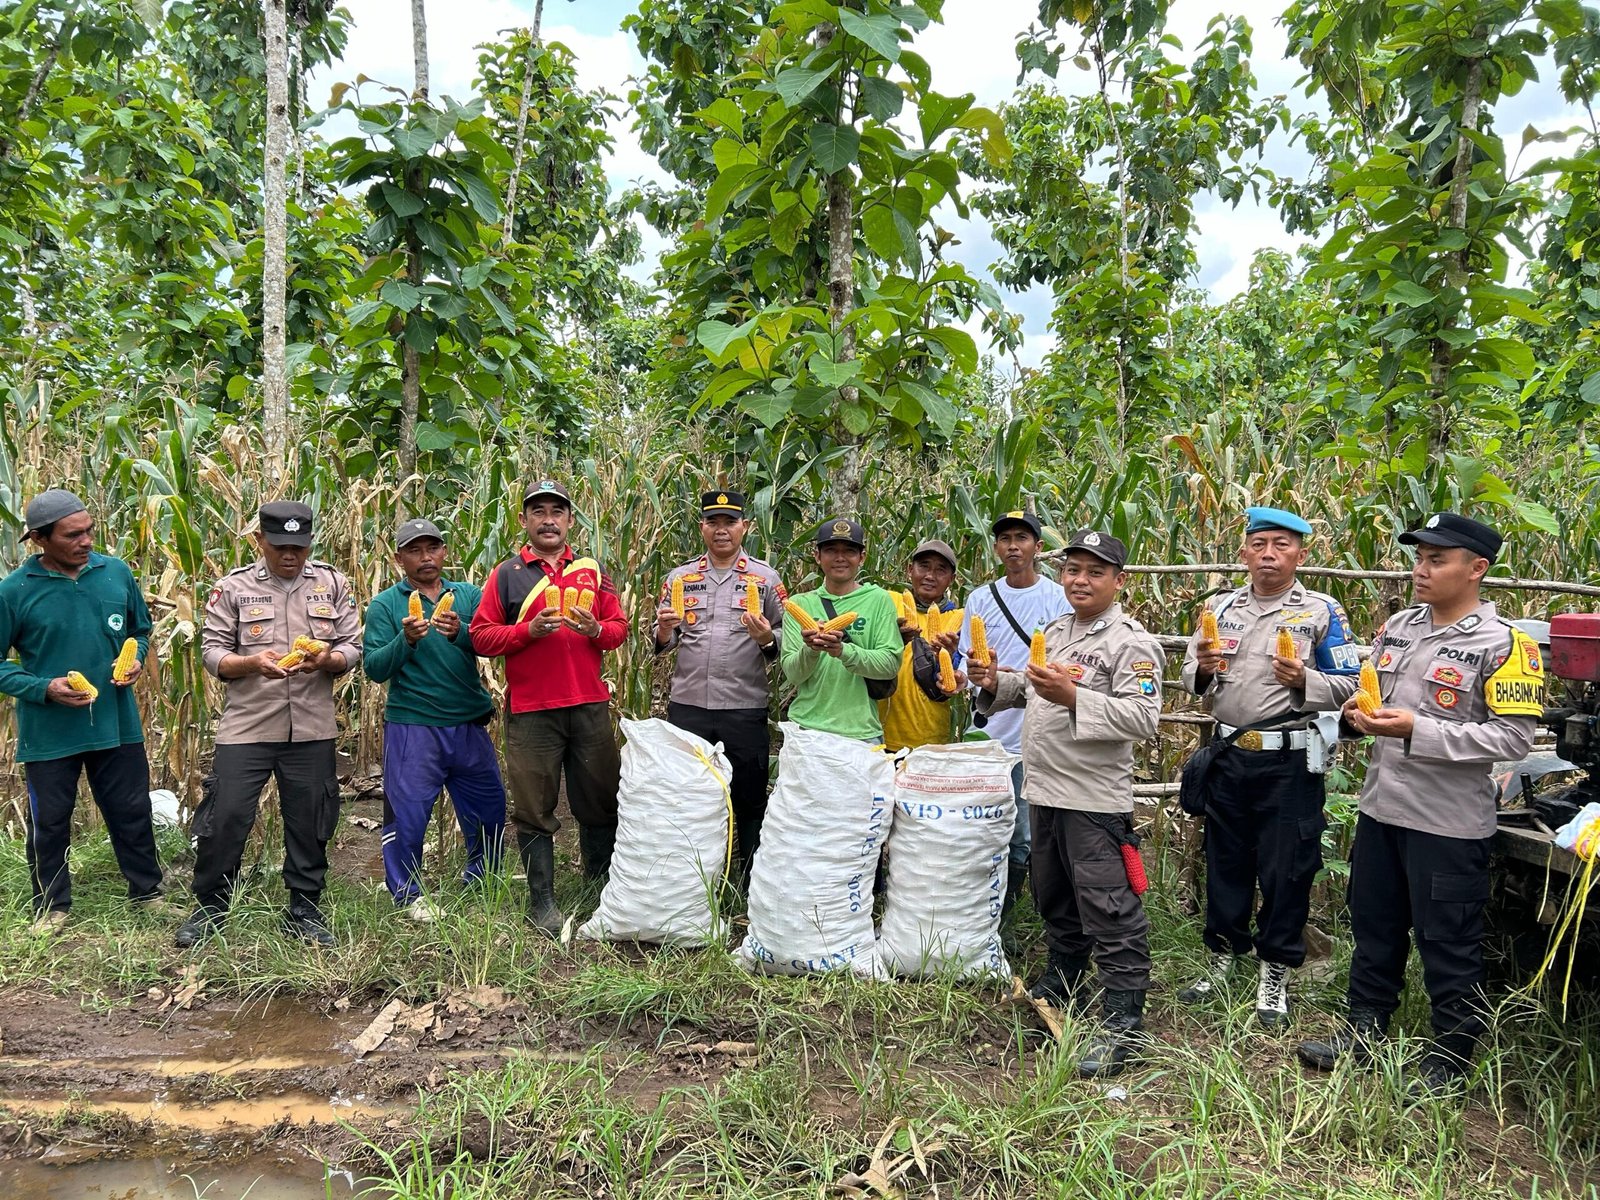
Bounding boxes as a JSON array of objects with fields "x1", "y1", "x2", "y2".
[
  {"x1": 363, "y1": 518, "x2": 506, "y2": 920},
  {"x1": 1297, "y1": 512, "x2": 1541, "y2": 1092},
  {"x1": 0, "y1": 489, "x2": 164, "y2": 935},
  {"x1": 469, "y1": 479, "x2": 629, "y2": 933},
  {"x1": 654, "y1": 489, "x2": 787, "y2": 879},
  {"x1": 960, "y1": 510, "x2": 1071, "y2": 918},
  {"x1": 182, "y1": 500, "x2": 362, "y2": 948},
  {"x1": 879, "y1": 538, "x2": 965, "y2": 753}
]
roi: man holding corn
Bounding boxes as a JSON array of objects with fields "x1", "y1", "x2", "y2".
[
  {"x1": 363, "y1": 518, "x2": 505, "y2": 920},
  {"x1": 179, "y1": 500, "x2": 361, "y2": 949},
  {"x1": 469, "y1": 480, "x2": 628, "y2": 934},
  {"x1": 654, "y1": 490, "x2": 786, "y2": 879},
  {"x1": 1296, "y1": 512, "x2": 1541, "y2": 1092},
  {"x1": 1178, "y1": 506, "x2": 1361, "y2": 1026},
  {"x1": 0, "y1": 488, "x2": 164, "y2": 935},
  {"x1": 879, "y1": 538, "x2": 966, "y2": 753}
]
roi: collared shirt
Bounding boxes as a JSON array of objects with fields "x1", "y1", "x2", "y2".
[
  {"x1": 977, "y1": 603, "x2": 1164, "y2": 813},
  {"x1": 202, "y1": 560, "x2": 363, "y2": 744},
  {"x1": 779, "y1": 583, "x2": 902, "y2": 741},
  {"x1": 363, "y1": 578, "x2": 493, "y2": 727},
  {"x1": 879, "y1": 598, "x2": 964, "y2": 752},
  {"x1": 959, "y1": 577, "x2": 1072, "y2": 753},
  {"x1": 656, "y1": 552, "x2": 786, "y2": 711},
  {"x1": 1299, "y1": 600, "x2": 1541, "y2": 839},
  {"x1": 1181, "y1": 581, "x2": 1360, "y2": 728},
  {"x1": 0, "y1": 552, "x2": 152, "y2": 762}
]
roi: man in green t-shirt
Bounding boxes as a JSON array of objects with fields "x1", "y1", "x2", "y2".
[{"x1": 780, "y1": 518, "x2": 901, "y2": 741}]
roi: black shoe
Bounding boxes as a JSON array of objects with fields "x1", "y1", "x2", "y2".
[
  {"x1": 1297, "y1": 1008, "x2": 1388, "y2": 1071},
  {"x1": 1412, "y1": 1032, "x2": 1477, "y2": 1096},
  {"x1": 1078, "y1": 989, "x2": 1145, "y2": 1079},
  {"x1": 174, "y1": 906, "x2": 223, "y2": 949},
  {"x1": 520, "y1": 833, "x2": 564, "y2": 935},
  {"x1": 577, "y1": 823, "x2": 616, "y2": 880},
  {"x1": 283, "y1": 895, "x2": 334, "y2": 947},
  {"x1": 1027, "y1": 953, "x2": 1089, "y2": 1008},
  {"x1": 1002, "y1": 865, "x2": 1028, "y2": 923}
]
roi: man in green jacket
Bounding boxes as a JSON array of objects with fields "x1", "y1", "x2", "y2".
[
  {"x1": 363, "y1": 518, "x2": 505, "y2": 921},
  {"x1": 780, "y1": 518, "x2": 902, "y2": 742},
  {"x1": 0, "y1": 489, "x2": 164, "y2": 935}
]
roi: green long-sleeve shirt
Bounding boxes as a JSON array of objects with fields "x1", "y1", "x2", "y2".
[
  {"x1": 0, "y1": 552, "x2": 151, "y2": 762},
  {"x1": 363, "y1": 579, "x2": 494, "y2": 727},
  {"x1": 780, "y1": 582, "x2": 901, "y2": 741}
]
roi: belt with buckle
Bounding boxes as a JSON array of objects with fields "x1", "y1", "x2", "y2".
[{"x1": 1219, "y1": 723, "x2": 1308, "y2": 752}]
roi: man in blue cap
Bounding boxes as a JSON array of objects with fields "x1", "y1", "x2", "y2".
[{"x1": 1179, "y1": 506, "x2": 1361, "y2": 1026}]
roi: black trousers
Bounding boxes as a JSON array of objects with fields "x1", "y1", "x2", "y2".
[
  {"x1": 192, "y1": 739, "x2": 339, "y2": 909},
  {"x1": 1031, "y1": 806, "x2": 1150, "y2": 991},
  {"x1": 503, "y1": 702, "x2": 619, "y2": 839},
  {"x1": 666, "y1": 702, "x2": 770, "y2": 841},
  {"x1": 25, "y1": 742, "x2": 161, "y2": 913},
  {"x1": 1203, "y1": 744, "x2": 1325, "y2": 966},
  {"x1": 1346, "y1": 813, "x2": 1492, "y2": 1039}
]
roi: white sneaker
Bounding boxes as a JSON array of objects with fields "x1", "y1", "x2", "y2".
[
  {"x1": 1256, "y1": 960, "x2": 1290, "y2": 1028},
  {"x1": 406, "y1": 899, "x2": 444, "y2": 923},
  {"x1": 1178, "y1": 950, "x2": 1236, "y2": 1003}
]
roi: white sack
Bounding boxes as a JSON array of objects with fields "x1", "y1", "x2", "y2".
[
  {"x1": 878, "y1": 741, "x2": 1015, "y2": 980},
  {"x1": 578, "y1": 717, "x2": 731, "y2": 947},
  {"x1": 736, "y1": 723, "x2": 894, "y2": 978}
]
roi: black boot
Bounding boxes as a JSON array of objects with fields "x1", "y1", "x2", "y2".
[
  {"x1": 1028, "y1": 952, "x2": 1090, "y2": 1009},
  {"x1": 1413, "y1": 1030, "x2": 1478, "y2": 1095},
  {"x1": 577, "y1": 823, "x2": 616, "y2": 880},
  {"x1": 283, "y1": 892, "x2": 334, "y2": 948},
  {"x1": 520, "y1": 833, "x2": 564, "y2": 935},
  {"x1": 1297, "y1": 1007, "x2": 1389, "y2": 1071},
  {"x1": 174, "y1": 904, "x2": 225, "y2": 949},
  {"x1": 1078, "y1": 989, "x2": 1145, "y2": 1079},
  {"x1": 735, "y1": 813, "x2": 763, "y2": 890},
  {"x1": 1002, "y1": 864, "x2": 1028, "y2": 923}
]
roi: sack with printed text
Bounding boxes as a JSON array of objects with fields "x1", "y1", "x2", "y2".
[
  {"x1": 735, "y1": 723, "x2": 894, "y2": 978},
  {"x1": 878, "y1": 741, "x2": 1015, "y2": 981},
  {"x1": 578, "y1": 718, "x2": 731, "y2": 947}
]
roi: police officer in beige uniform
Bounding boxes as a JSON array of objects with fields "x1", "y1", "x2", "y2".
[
  {"x1": 1295, "y1": 513, "x2": 1542, "y2": 1091},
  {"x1": 969, "y1": 530, "x2": 1163, "y2": 1078},
  {"x1": 178, "y1": 501, "x2": 362, "y2": 948},
  {"x1": 1178, "y1": 507, "x2": 1361, "y2": 1025}
]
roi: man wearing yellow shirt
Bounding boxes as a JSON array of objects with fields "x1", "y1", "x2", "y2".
[{"x1": 879, "y1": 539, "x2": 965, "y2": 752}]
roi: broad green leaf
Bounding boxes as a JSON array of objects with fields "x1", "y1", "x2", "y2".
[
  {"x1": 809, "y1": 123, "x2": 861, "y2": 174},
  {"x1": 379, "y1": 183, "x2": 425, "y2": 219},
  {"x1": 740, "y1": 389, "x2": 795, "y2": 426},
  {"x1": 838, "y1": 9, "x2": 902, "y2": 62},
  {"x1": 766, "y1": 64, "x2": 833, "y2": 107},
  {"x1": 1387, "y1": 281, "x2": 1433, "y2": 307},
  {"x1": 694, "y1": 98, "x2": 744, "y2": 136},
  {"x1": 809, "y1": 355, "x2": 862, "y2": 387},
  {"x1": 858, "y1": 77, "x2": 904, "y2": 123},
  {"x1": 380, "y1": 280, "x2": 423, "y2": 311}
]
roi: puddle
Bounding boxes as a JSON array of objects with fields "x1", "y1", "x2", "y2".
[
  {"x1": 0, "y1": 1153, "x2": 365, "y2": 1198},
  {"x1": 0, "y1": 1092, "x2": 397, "y2": 1132}
]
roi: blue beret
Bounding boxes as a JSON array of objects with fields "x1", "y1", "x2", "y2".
[{"x1": 1244, "y1": 506, "x2": 1312, "y2": 537}]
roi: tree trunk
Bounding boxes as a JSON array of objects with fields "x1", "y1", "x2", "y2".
[
  {"x1": 261, "y1": 0, "x2": 290, "y2": 478},
  {"x1": 819, "y1": 24, "x2": 862, "y2": 515},
  {"x1": 289, "y1": 10, "x2": 306, "y2": 198},
  {"x1": 502, "y1": 3, "x2": 544, "y2": 243},
  {"x1": 397, "y1": 171, "x2": 424, "y2": 495},
  {"x1": 411, "y1": 0, "x2": 429, "y2": 101}
]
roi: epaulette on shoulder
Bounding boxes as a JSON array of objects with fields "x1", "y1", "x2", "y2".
[{"x1": 226, "y1": 564, "x2": 253, "y2": 576}]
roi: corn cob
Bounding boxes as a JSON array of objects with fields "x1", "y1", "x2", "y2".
[
  {"x1": 820, "y1": 610, "x2": 859, "y2": 634},
  {"x1": 901, "y1": 590, "x2": 916, "y2": 620},
  {"x1": 111, "y1": 638, "x2": 139, "y2": 684},
  {"x1": 1275, "y1": 628, "x2": 1298, "y2": 659},
  {"x1": 65, "y1": 670, "x2": 98, "y2": 700},
  {"x1": 562, "y1": 586, "x2": 578, "y2": 618},
  {"x1": 969, "y1": 615, "x2": 991, "y2": 666},
  {"x1": 277, "y1": 649, "x2": 305, "y2": 669},
  {"x1": 293, "y1": 636, "x2": 326, "y2": 655},
  {"x1": 1029, "y1": 629, "x2": 1047, "y2": 669},
  {"x1": 408, "y1": 591, "x2": 424, "y2": 620},
  {"x1": 432, "y1": 591, "x2": 454, "y2": 619},
  {"x1": 924, "y1": 603, "x2": 941, "y2": 639},
  {"x1": 937, "y1": 648, "x2": 957, "y2": 693},
  {"x1": 576, "y1": 587, "x2": 594, "y2": 612},
  {"x1": 545, "y1": 584, "x2": 562, "y2": 613},
  {"x1": 1355, "y1": 660, "x2": 1382, "y2": 715},
  {"x1": 670, "y1": 577, "x2": 685, "y2": 619},
  {"x1": 745, "y1": 581, "x2": 761, "y2": 615},
  {"x1": 784, "y1": 599, "x2": 819, "y2": 632},
  {"x1": 1200, "y1": 609, "x2": 1219, "y2": 648}
]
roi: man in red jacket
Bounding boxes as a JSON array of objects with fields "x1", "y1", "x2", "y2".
[{"x1": 468, "y1": 480, "x2": 629, "y2": 933}]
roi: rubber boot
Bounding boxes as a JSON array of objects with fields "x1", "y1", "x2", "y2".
[
  {"x1": 1028, "y1": 952, "x2": 1090, "y2": 1009},
  {"x1": 283, "y1": 891, "x2": 334, "y2": 947},
  {"x1": 578, "y1": 822, "x2": 616, "y2": 880},
  {"x1": 1002, "y1": 864, "x2": 1029, "y2": 923},
  {"x1": 1297, "y1": 1007, "x2": 1389, "y2": 1071},
  {"x1": 1078, "y1": 989, "x2": 1145, "y2": 1079},
  {"x1": 1413, "y1": 1030, "x2": 1478, "y2": 1095},
  {"x1": 520, "y1": 833, "x2": 564, "y2": 935}
]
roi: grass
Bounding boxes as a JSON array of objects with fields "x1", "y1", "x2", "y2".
[{"x1": 0, "y1": 826, "x2": 1597, "y2": 1199}]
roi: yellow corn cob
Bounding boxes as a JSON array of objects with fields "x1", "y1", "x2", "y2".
[
  {"x1": 408, "y1": 590, "x2": 424, "y2": 620},
  {"x1": 111, "y1": 638, "x2": 139, "y2": 684},
  {"x1": 784, "y1": 599, "x2": 819, "y2": 632},
  {"x1": 901, "y1": 590, "x2": 916, "y2": 619},
  {"x1": 562, "y1": 586, "x2": 578, "y2": 618},
  {"x1": 925, "y1": 603, "x2": 941, "y2": 639},
  {"x1": 820, "y1": 610, "x2": 859, "y2": 634},
  {"x1": 1356, "y1": 660, "x2": 1382, "y2": 715},
  {"x1": 277, "y1": 649, "x2": 306, "y2": 669},
  {"x1": 432, "y1": 592, "x2": 454, "y2": 619},
  {"x1": 670, "y1": 577, "x2": 685, "y2": 619},
  {"x1": 577, "y1": 588, "x2": 594, "y2": 612},
  {"x1": 745, "y1": 581, "x2": 761, "y2": 615},
  {"x1": 1276, "y1": 628, "x2": 1298, "y2": 659},
  {"x1": 969, "y1": 615, "x2": 991, "y2": 666},
  {"x1": 65, "y1": 670, "x2": 98, "y2": 700},
  {"x1": 545, "y1": 584, "x2": 562, "y2": 613},
  {"x1": 1200, "y1": 609, "x2": 1219, "y2": 648},
  {"x1": 293, "y1": 636, "x2": 326, "y2": 655},
  {"x1": 937, "y1": 647, "x2": 957, "y2": 693},
  {"x1": 1029, "y1": 629, "x2": 1047, "y2": 669}
]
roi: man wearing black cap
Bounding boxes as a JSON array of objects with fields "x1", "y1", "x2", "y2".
[
  {"x1": 879, "y1": 538, "x2": 965, "y2": 753},
  {"x1": 0, "y1": 489, "x2": 164, "y2": 935},
  {"x1": 364, "y1": 518, "x2": 506, "y2": 920},
  {"x1": 654, "y1": 490, "x2": 787, "y2": 877},
  {"x1": 469, "y1": 479, "x2": 629, "y2": 933},
  {"x1": 960, "y1": 510, "x2": 1071, "y2": 916},
  {"x1": 969, "y1": 530, "x2": 1163, "y2": 1078},
  {"x1": 1296, "y1": 512, "x2": 1542, "y2": 1092},
  {"x1": 181, "y1": 500, "x2": 362, "y2": 948}
]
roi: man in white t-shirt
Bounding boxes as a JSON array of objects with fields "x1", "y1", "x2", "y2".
[{"x1": 961, "y1": 510, "x2": 1072, "y2": 917}]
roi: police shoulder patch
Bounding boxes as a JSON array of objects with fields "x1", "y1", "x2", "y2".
[{"x1": 1484, "y1": 628, "x2": 1545, "y2": 717}]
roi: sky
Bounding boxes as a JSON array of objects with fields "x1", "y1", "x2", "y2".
[{"x1": 310, "y1": 0, "x2": 1588, "y2": 369}]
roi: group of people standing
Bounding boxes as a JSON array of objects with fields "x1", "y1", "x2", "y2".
[{"x1": 0, "y1": 482, "x2": 1544, "y2": 1092}]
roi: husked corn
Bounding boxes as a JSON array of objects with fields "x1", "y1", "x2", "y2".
[
  {"x1": 545, "y1": 584, "x2": 562, "y2": 613},
  {"x1": 1200, "y1": 609, "x2": 1219, "y2": 647},
  {"x1": 670, "y1": 577, "x2": 685, "y2": 619},
  {"x1": 577, "y1": 587, "x2": 595, "y2": 612},
  {"x1": 937, "y1": 648, "x2": 957, "y2": 693},
  {"x1": 112, "y1": 638, "x2": 139, "y2": 684},
  {"x1": 1029, "y1": 629, "x2": 1047, "y2": 669},
  {"x1": 408, "y1": 591, "x2": 424, "y2": 620},
  {"x1": 293, "y1": 636, "x2": 326, "y2": 655},
  {"x1": 820, "y1": 611, "x2": 858, "y2": 634},
  {"x1": 924, "y1": 603, "x2": 941, "y2": 639},
  {"x1": 745, "y1": 581, "x2": 761, "y2": 615},
  {"x1": 969, "y1": 616, "x2": 991, "y2": 666},
  {"x1": 432, "y1": 592, "x2": 455, "y2": 619},
  {"x1": 277, "y1": 649, "x2": 306, "y2": 669},
  {"x1": 65, "y1": 670, "x2": 98, "y2": 700},
  {"x1": 1275, "y1": 628, "x2": 1298, "y2": 659},
  {"x1": 1356, "y1": 660, "x2": 1382, "y2": 715},
  {"x1": 560, "y1": 586, "x2": 576, "y2": 618},
  {"x1": 784, "y1": 599, "x2": 819, "y2": 632}
]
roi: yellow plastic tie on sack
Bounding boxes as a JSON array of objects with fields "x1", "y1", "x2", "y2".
[{"x1": 690, "y1": 745, "x2": 736, "y2": 877}]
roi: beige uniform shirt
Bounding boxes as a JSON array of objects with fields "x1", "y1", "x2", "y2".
[
  {"x1": 976, "y1": 603, "x2": 1164, "y2": 813},
  {"x1": 202, "y1": 560, "x2": 363, "y2": 744},
  {"x1": 655, "y1": 552, "x2": 786, "y2": 711},
  {"x1": 1298, "y1": 600, "x2": 1541, "y2": 839}
]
